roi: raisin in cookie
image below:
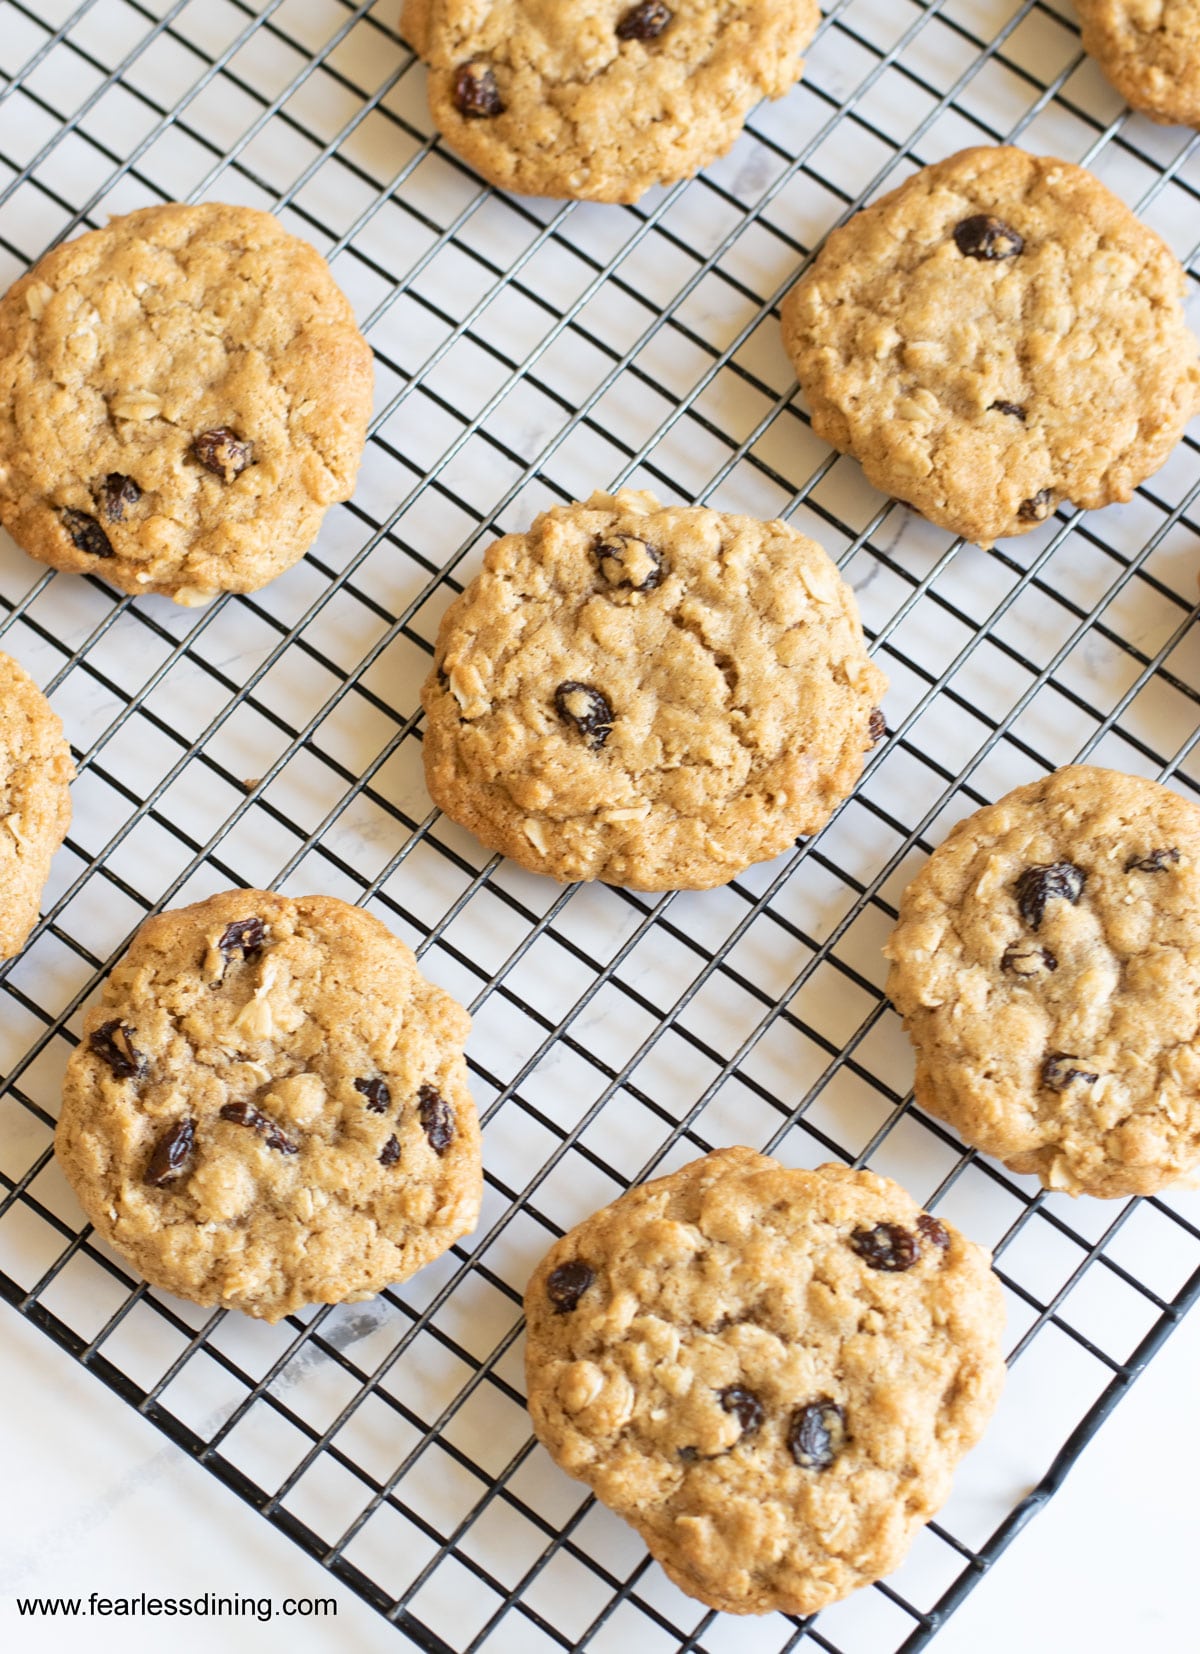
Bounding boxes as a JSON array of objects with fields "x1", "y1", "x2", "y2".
[
  {"x1": 421, "y1": 489, "x2": 886, "y2": 891},
  {"x1": 55, "y1": 891, "x2": 481, "y2": 1320},
  {"x1": 524, "y1": 1146, "x2": 1005, "y2": 1616},
  {"x1": 781, "y1": 146, "x2": 1200, "y2": 547},
  {"x1": 885, "y1": 765, "x2": 1200, "y2": 1198},
  {"x1": 401, "y1": 0, "x2": 819, "y2": 204},
  {"x1": 0, "y1": 652, "x2": 73, "y2": 959},
  {"x1": 0, "y1": 204, "x2": 374, "y2": 604},
  {"x1": 1077, "y1": 0, "x2": 1200, "y2": 127}
]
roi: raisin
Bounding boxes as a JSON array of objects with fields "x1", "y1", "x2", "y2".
[
  {"x1": 916, "y1": 1213, "x2": 950, "y2": 1251},
  {"x1": 1001, "y1": 943, "x2": 1058, "y2": 977},
  {"x1": 617, "y1": 2, "x2": 672, "y2": 39},
  {"x1": 719, "y1": 1386, "x2": 763, "y2": 1436},
  {"x1": 1015, "y1": 862, "x2": 1085, "y2": 929},
  {"x1": 594, "y1": 534, "x2": 664, "y2": 592},
  {"x1": 355, "y1": 1076, "x2": 391, "y2": 1114},
  {"x1": 555, "y1": 682, "x2": 614, "y2": 749},
  {"x1": 868, "y1": 706, "x2": 887, "y2": 747},
  {"x1": 547, "y1": 1260, "x2": 594, "y2": 1313},
  {"x1": 1125, "y1": 847, "x2": 1180, "y2": 873},
  {"x1": 192, "y1": 428, "x2": 253, "y2": 481},
  {"x1": 453, "y1": 61, "x2": 504, "y2": 117},
  {"x1": 849, "y1": 1221, "x2": 920, "y2": 1271},
  {"x1": 1041, "y1": 1052, "x2": 1099, "y2": 1091},
  {"x1": 788, "y1": 1399, "x2": 845, "y2": 1471},
  {"x1": 219, "y1": 1100, "x2": 298, "y2": 1154},
  {"x1": 418, "y1": 1083, "x2": 454, "y2": 1155},
  {"x1": 220, "y1": 1099, "x2": 261, "y2": 1132},
  {"x1": 379, "y1": 1134, "x2": 401, "y2": 1167},
  {"x1": 145, "y1": 1118, "x2": 195, "y2": 1187},
  {"x1": 90, "y1": 1020, "x2": 145, "y2": 1080},
  {"x1": 100, "y1": 472, "x2": 141, "y2": 523},
  {"x1": 989, "y1": 401, "x2": 1027, "y2": 421},
  {"x1": 62, "y1": 508, "x2": 113, "y2": 559},
  {"x1": 217, "y1": 916, "x2": 267, "y2": 961},
  {"x1": 953, "y1": 215, "x2": 1024, "y2": 260},
  {"x1": 1018, "y1": 489, "x2": 1055, "y2": 523}
]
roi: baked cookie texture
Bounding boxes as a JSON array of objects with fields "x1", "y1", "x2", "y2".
[
  {"x1": 401, "y1": 0, "x2": 819, "y2": 204},
  {"x1": 0, "y1": 203, "x2": 374, "y2": 604},
  {"x1": 524, "y1": 1146, "x2": 1005, "y2": 1616},
  {"x1": 421, "y1": 490, "x2": 887, "y2": 891},
  {"x1": 55, "y1": 890, "x2": 481, "y2": 1320},
  {"x1": 781, "y1": 146, "x2": 1200, "y2": 547},
  {"x1": 0, "y1": 652, "x2": 73, "y2": 959},
  {"x1": 1077, "y1": 0, "x2": 1200, "y2": 126},
  {"x1": 886, "y1": 765, "x2": 1200, "y2": 1198}
]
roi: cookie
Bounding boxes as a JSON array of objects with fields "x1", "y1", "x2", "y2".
[
  {"x1": 780, "y1": 145, "x2": 1200, "y2": 547},
  {"x1": 885, "y1": 765, "x2": 1200, "y2": 1198},
  {"x1": 421, "y1": 489, "x2": 887, "y2": 891},
  {"x1": 524, "y1": 1146, "x2": 1005, "y2": 1616},
  {"x1": 0, "y1": 652, "x2": 73, "y2": 959},
  {"x1": 401, "y1": 0, "x2": 819, "y2": 204},
  {"x1": 0, "y1": 203, "x2": 374, "y2": 605},
  {"x1": 55, "y1": 890, "x2": 481, "y2": 1320},
  {"x1": 1077, "y1": 0, "x2": 1200, "y2": 127}
]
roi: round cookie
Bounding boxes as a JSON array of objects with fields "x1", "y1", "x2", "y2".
[
  {"x1": 1077, "y1": 0, "x2": 1200, "y2": 127},
  {"x1": 885, "y1": 765, "x2": 1200, "y2": 1198},
  {"x1": 781, "y1": 146, "x2": 1200, "y2": 547},
  {"x1": 0, "y1": 203, "x2": 374, "y2": 604},
  {"x1": 55, "y1": 890, "x2": 481, "y2": 1320},
  {"x1": 421, "y1": 489, "x2": 887, "y2": 891},
  {"x1": 0, "y1": 652, "x2": 73, "y2": 959},
  {"x1": 401, "y1": 0, "x2": 819, "y2": 204},
  {"x1": 524, "y1": 1146, "x2": 1005, "y2": 1616}
]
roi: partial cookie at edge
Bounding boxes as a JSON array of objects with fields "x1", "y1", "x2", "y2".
[
  {"x1": 885, "y1": 764, "x2": 1200, "y2": 1197},
  {"x1": 1077, "y1": 0, "x2": 1200, "y2": 127},
  {"x1": 402, "y1": 0, "x2": 819, "y2": 204},
  {"x1": 0, "y1": 652, "x2": 73, "y2": 959}
]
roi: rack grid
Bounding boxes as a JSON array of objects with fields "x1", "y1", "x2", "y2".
[{"x1": 3, "y1": 1, "x2": 1200, "y2": 1649}]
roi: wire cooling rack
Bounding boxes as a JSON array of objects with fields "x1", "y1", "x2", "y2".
[{"x1": 4, "y1": 0, "x2": 1200, "y2": 1649}]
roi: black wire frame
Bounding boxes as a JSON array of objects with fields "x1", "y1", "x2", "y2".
[{"x1": 2, "y1": 1, "x2": 1200, "y2": 1651}]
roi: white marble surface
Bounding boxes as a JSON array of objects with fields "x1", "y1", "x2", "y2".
[
  {"x1": 2, "y1": 1292, "x2": 1198, "y2": 1654},
  {"x1": 0, "y1": 1299, "x2": 394, "y2": 1654}
]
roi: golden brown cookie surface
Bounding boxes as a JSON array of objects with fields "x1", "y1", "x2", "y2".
[
  {"x1": 524, "y1": 1147, "x2": 1006, "y2": 1615},
  {"x1": 421, "y1": 489, "x2": 886, "y2": 891},
  {"x1": 886, "y1": 765, "x2": 1200, "y2": 1197},
  {"x1": 1078, "y1": 0, "x2": 1200, "y2": 126},
  {"x1": 782, "y1": 146, "x2": 1200, "y2": 547},
  {"x1": 0, "y1": 651, "x2": 73, "y2": 960},
  {"x1": 402, "y1": 0, "x2": 819, "y2": 203},
  {"x1": 55, "y1": 890, "x2": 481, "y2": 1320},
  {"x1": 0, "y1": 203, "x2": 373, "y2": 603}
]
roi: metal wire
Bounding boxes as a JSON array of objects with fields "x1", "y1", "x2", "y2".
[{"x1": 3, "y1": 1, "x2": 1200, "y2": 1650}]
